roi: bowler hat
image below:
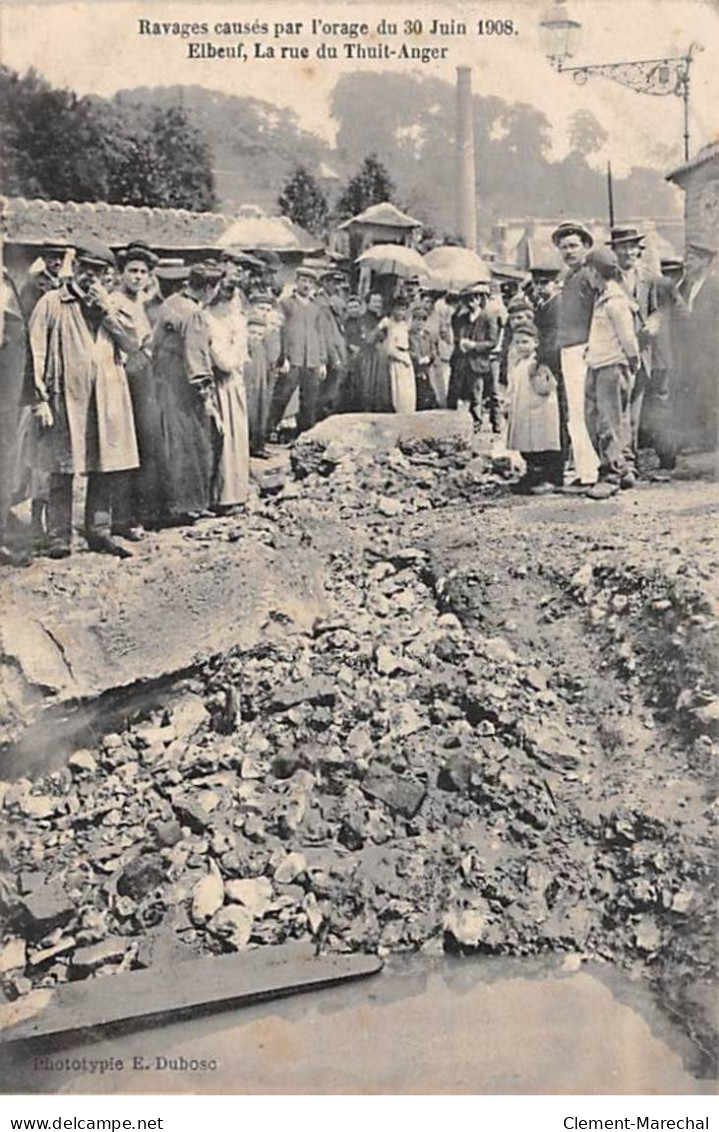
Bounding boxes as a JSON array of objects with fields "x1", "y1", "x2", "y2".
[
  {"x1": 75, "y1": 236, "x2": 115, "y2": 267},
  {"x1": 608, "y1": 225, "x2": 645, "y2": 246},
  {"x1": 551, "y1": 221, "x2": 594, "y2": 249}
]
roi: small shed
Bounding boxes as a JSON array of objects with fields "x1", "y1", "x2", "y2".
[
  {"x1": 666, "y1": 142, "x2": 719, "y2": 252},
  {"x1": 336, "y1": 201, "x2": 422, "y2": 263}
]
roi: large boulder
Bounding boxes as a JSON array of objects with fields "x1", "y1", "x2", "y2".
[
  {"x1": 0, "y1": 530, "x2": 329, "y2": 777},
  {"x1": 292, "y1": 411, "x2": 474, "y2": 476}
]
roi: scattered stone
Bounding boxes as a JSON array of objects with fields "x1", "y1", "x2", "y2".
[
  {"x1": 269, "y1": 677, "x2": 336, "y2": 713},
  {"x1": 68, "y1": 750, "x2": 98, "y2": 775},
  {"x1": 437, "y1": 753, "x2": 475, "y2": 793},
  {"x1": 225, "y1": 877, "x2": 273, "y2": 917},
  {"x1": 71, "y1": 938, "x2": 128, "y2": 977},
  {"x1": 170, "y1": 693, "x2": 210, "y2": 741},
  {"x1": 18, "y1": 795, "x2": 57, "y2": 820},
  {"x1": 133, "y1": 725, "x2": 177, "y2": 749},
  {"x1": 19, "y1": 887, "x2": 75, "y2": 940},
  {"x1": 481, "y1": 637, "x2": 518, "y2": 666},
  {"x1": 116, "y1": 854, "x2": 165, "y2": 901},
  {"x1": 0, "y1": 937, "x2": 27, "y2": 974},
  {"x1": 209, "y1": 905, "x2": 253, "y2": 950},
  {"x1": 29, "y1": 937, "x2": 76, "y2": 968},
  {"x1": 273, "y1": 852, "x2": 307, "y2": 885},
  {"x1": 191, "y1": 862, "x2": 225, "y2": 925},
  {"x1": 152, "y1": 820, "x2": 183, "y2": 848},
  {"x1": 362, "y1": 773, "x2": 426, "y2": 819},
  {"x1": 521, "y1": 719, "x2": 583, "y2": 772},
  {"x1": 173, "y1": 795, "x2": 214, "y2": 834},
  {"x1": 378, "y1": 496, "x2": 403, "y2": 518}
]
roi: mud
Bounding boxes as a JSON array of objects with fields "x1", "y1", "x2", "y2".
[{"x1": 1, "y1": 441, "x2": 716, "y2": 1076}]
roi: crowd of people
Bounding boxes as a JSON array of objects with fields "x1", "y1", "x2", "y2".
[{"x1": 0, "y1": 217, "x2": 715, "y2": 563}]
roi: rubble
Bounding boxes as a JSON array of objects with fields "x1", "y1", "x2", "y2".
[{"x1": 0, "y1": 440, "x2": 715, "y2": 1062}]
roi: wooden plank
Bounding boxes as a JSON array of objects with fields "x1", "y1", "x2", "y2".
[{"x1": 0, "y1": 944, "x2": 382, "y2": 1045}]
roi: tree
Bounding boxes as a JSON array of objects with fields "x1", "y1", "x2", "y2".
[
  {"x1": 0, "y1": 66, "x2": 217, "y2": 210},
  {"x1": 568, "y1": 109, "x2": 609, "y2": 158},
  {"x1": 277, "y1": 166, "x2": 328, "y2": 234},
  {"x1": 335, "y1": 154, "x2": 396, "y2": 220}
]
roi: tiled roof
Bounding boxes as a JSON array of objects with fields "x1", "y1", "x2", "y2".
[
  {"x1": 0, "y1": 196, "x2": 230, "y2": 249},
  {"x1": 666, "y1": 142, "x2": 719, "y2": 184},
  {"x1": 0, "y1": 197, "x2": 324, "y2": 255}
]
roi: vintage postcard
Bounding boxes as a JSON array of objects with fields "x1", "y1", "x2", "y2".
[{"x1": 0, "y1": 0, "x2": 717, "y2": 1099}]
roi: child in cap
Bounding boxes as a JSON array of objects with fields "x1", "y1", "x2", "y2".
[
  {"x1": 583, "y1": 246, "x2": 640, "y2": 497},
  {"x1": 506, "y1": 322, "x2": 562, "y2": 494}
]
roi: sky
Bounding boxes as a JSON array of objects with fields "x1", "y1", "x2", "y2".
[{"x1": 1, "y1": 0, "x2": 718, "y2": 176}]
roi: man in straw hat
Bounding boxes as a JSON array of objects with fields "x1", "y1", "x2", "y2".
[
  {"x1": 552, "y1": 220, "x2": 598, "y2": 486},
  {"x1": 28, "y1": 236, "x2": 140, "y2": 558}
]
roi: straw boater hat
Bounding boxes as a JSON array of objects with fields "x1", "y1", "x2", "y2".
[
  {"x1": 607, "y1": 226, "x2": 646, "y2": 247},
  {"x1": 551, "y1": 221, "x2": 594, "y2": 249}
]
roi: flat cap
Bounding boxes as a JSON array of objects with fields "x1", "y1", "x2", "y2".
[{"x1": 74, "y1": 236, "x2": 116, "y2": 267}]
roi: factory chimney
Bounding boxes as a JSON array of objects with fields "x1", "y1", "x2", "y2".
[{"x1": 455, "y1": 65, "x2": 477, "y2": 250}]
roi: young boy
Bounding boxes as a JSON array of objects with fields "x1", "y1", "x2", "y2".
[
  {"x1": 506, "y1": 322, "x2": 562, "y2": 494},
  {"x1": 584, "y1": 247, "x2": 641, "y2": 497}
]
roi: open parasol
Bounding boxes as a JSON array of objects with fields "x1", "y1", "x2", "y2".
[
  {"x1": 423, "y1": 246, "x2": 492, "y2": 291},
  {"x1": 356, "y1": 244, "x2": 429, "y2": 279}
]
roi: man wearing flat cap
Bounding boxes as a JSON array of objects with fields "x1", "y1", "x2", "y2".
[
  {"x1": 28, "y1": 236, "x2": 140, "y2": 558},
  {"x1": 552, "y1": 219, "x2": 599, "y2": 485}
]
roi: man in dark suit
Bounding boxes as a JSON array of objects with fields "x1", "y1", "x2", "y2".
[
  {"x1": 448, "y1": 282, "x2": 500, "y2": 431},
  {"x1": 270, "y1": 267, "x2": 327, "y2": 435},
  {"x1": 18, "y1": 242, "x2": 67, "y2": 320},
  {"x1": 676, "y1": 239, "x2": 719, "y2": 451}
]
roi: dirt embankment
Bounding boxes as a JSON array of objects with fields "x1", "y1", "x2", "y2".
[{"x1": 0, "y1": 442, "x2": 716, "y2": 1064}]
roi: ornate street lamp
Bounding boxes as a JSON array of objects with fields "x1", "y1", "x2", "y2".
[{"x1": 539, "y1": 3, "x2": 702, "y2": 160}]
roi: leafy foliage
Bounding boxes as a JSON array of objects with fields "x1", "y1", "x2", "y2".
[
  {"x1": 0, "y1": 66, "x2": 216, "y2": 210},
  {"x1": 335, "y1": 154, "x2": 396, "y2": 220},
  {"x1": 277, "y1": 166, "x2": 328, "y2": 234}
]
